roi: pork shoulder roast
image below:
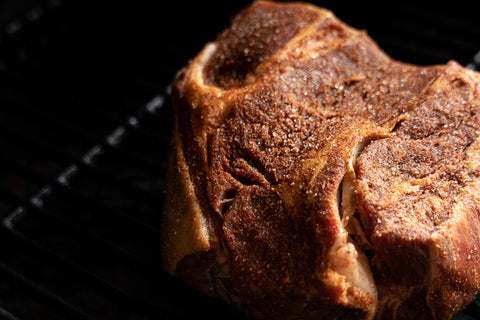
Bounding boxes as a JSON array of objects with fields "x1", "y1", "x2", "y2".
[{"x1": 161, "y1": 1, "x2": 480, "y2": 319}]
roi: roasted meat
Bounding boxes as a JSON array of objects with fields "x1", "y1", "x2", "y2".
[{"x1": 161, "y1": 1, "x2": 480, "y2": 319}]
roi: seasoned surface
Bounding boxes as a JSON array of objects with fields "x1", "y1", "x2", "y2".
[{"x1": 161, "y1": 1, "x2": 480, "y2": 319}]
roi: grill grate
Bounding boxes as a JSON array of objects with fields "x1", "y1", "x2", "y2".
[{"x1": 0, "y1": 1, "x2": 479, "y2": 319}]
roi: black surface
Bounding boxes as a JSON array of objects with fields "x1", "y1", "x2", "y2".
[{"x1": 0, "y1": 1, "x2": 478, "y2": 319}]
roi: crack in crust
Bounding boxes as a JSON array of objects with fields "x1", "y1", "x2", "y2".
[{"x1": 162, "y1": 1, "x2": 480, "y2": 319}]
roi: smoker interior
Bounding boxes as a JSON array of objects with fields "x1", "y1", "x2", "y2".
[{"x1": 0, "y1": 1, "x2": 480, "y2": 319}]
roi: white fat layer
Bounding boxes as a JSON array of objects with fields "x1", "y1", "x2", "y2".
[
  {"x1": 327, "y1": 135, "x2": 379, "y2": 302},
  {"x1": 191, "y1": 42, "x2": 218, "y2": 87}
]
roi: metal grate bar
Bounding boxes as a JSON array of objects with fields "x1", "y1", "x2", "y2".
[
  {"x1": 2, "y1": 206, "x2": 158, "y2": 298},
  {"x1": 19, "y1": 202, "x2": 150, "y2": 269},
  {"x1": 52, "y1": 180, "x2": 158, "y2": 233},
  {"x1": 0, "y1": 83, "x2": 174, "y2": 318},
  {"x1": 0, "y1": 210, "x2": 164, "y2": 320},
  {"x1": 0, "y1": 208, "x2": 169, "y2": 313},
  {"x1": 72, "y1": 163, "x2": 163, "y2": 222},
  {"x1": 0, "y1": 262, "x2": 94, "y2": 320},
  {"x1": 0, "y1": 80, "x2": 169, "y2": 194},
  {"x1": 42, "y1": 184, "x2": 161, "y2": 262},
  {"x1": 0, "y1": 307, "x2": 21, "y2": 320},
  {"x1": 102, "y1": 134, "x2": 167, "y2": 174}
]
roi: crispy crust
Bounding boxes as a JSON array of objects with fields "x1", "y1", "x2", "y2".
[{"x1": 161, "y1": 1, "x2": 480, "y2": 319}]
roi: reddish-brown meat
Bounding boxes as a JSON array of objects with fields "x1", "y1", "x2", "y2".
[{"x1": 161, "y1": 1, "x2": 480, "y2": 319}]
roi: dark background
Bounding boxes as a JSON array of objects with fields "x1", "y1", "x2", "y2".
[
  {"x1": 2, "y1": 1, "x2": 480, "y2": 82},
  {"x1": 0, "y1": 1, "x2": 479, "y2": 319}
]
